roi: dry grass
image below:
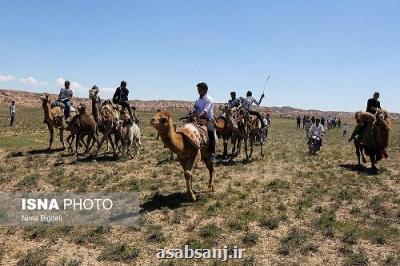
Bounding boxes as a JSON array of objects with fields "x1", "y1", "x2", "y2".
[{"x1": 0, "y1": 104, "x2": 399, "y2": 265}]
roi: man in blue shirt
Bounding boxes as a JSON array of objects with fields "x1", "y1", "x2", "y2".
[
  {"x1": 58, "y1": 80, "x2": 73, "y2": 119},
  {"x1": 192, "y1": 82, "x2": 216, "y2": 163}
]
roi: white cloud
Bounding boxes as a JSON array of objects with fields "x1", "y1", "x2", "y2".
[
  {"x1": 55, "y1": 77, "x2": 83, "y2": 89},
  {"x1": 20, "y1": 76, "x2": 50, "y2": 87},
  {"x1": 0, "y1": 75, "x2": 15, "y2": 82},
  {"x1": 20, "y1": 76, "x2": 39, "y2": 86}
]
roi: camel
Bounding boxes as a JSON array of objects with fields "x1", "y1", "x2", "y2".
[
  {"x1": 116, "y1": 116, "x2": 141, "y2": 158},
  {"x1": 66, "y1": 104, "x2": 99, "y2": 155},
  {"x1": 150, "y1": 111, "x2": 215, "y2": 201},
  {"x1": 248, "y1": 115, "x2": 265, "y2": 158},
  {"x1": 236, "y1": 108, "x2": 264, "y2": 161},
  {"x1": 40, "y1": 94, "x2": 66, "y2": 150},
  {"x1": 352, "y1": 110, "x2": 391, "y2": 170},
  {"x1": 214, "y1": 106, "x2": 242, "y2": 160},
  {"x1": 93, "y1": 97, "x2": 120, "y2": 158}
]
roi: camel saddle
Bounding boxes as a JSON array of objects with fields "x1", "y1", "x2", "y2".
[{"x1": 177, "y1": 123, "x2": 208, "y2": 150}]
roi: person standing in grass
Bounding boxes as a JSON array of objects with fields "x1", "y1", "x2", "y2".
[
  {"x1": 9, "y1": 100, "x2": 16, "y2": 126},
  {"x1": 342, "y1": 123, "x2": 348, "y2": 137},
  {"x1": 296, "y1": 116, "x2": 301, "y2": 128}
]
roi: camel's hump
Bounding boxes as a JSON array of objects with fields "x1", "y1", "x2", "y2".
[{"x1": 177, "y1": 123, "x2": 208, "y2": 149}]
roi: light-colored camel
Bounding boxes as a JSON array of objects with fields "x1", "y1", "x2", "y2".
[
  {"x1": 116, "y1": 116, "x2": 141, "y2": 158},
  {"x1": 40, "y1": 94, "x2": 66, "y2": 150},
  {"x1": 94, "y1": 99, "x2": 120, "y2": 158},
  {"x1": 150, "y1": 111, "x2": 215, "y2": 201}
]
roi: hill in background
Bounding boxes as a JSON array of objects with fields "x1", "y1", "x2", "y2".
[{"x1": 1, "y1": 89, "x2": 398, "y2": 119}]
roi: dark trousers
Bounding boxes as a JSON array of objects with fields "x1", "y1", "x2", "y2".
[
  {"x1": 248, "y1": 110, "x2": 266, "y2": 128},
  {"x1": 10, "y1": 114, "x2": 15, "y2": 126},
  {"x1": 206, "y1": 121, "x2": 216, "y2": 154},
  {"x1": 118, "y1": 101, "x2": 134, "y2": 118}
]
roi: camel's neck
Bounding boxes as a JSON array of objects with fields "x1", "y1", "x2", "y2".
[
  {"x1": 42, "y1": 102, "x2": 50, "y2": 119},
  {"x1": 91, "y1": 98, "x2": 99, "y2": 122},
  {"x1": 159, "y1": 123, "x2": 185, "y2": 154}
]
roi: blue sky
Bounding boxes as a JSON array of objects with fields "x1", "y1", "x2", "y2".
[{"x1": 0, "y1": 0, "x2": 399, "y2": 112}]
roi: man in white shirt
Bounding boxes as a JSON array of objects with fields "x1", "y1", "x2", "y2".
[
  {"x1": 308, "y1": 118, "x2": 324, "y2": 146},
  {"x1": 192, "y1": 82, "x2": 216, "y2": 163}
]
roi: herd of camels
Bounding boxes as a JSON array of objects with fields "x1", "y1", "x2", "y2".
[{"x1": 40, "y1": 88, "x2": 392, "y2": 201}]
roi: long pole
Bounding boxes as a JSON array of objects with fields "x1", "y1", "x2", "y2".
[{"x1": 262, "y1": 75, "x2": 270, "y2": 95}]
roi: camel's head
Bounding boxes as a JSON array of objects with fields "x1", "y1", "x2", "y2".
[
  {"x1": 40, "y1": 93, "x2": 50, "y2": 104},
  {"x1": 375, "y1": 109, "x2": 392, "y2": 129},
  {"x1": 77, "y1": 104, "x2": 87, "y2": 114},
  {"x1": 376, "y1": 109, "x2": 391, "y2": 121},
  {"x1": 89, "y1": 86, "x2": 99, "y2": 100},
  {"x1": 150, "y1": 111, "x2": 172, "y2": 131}
]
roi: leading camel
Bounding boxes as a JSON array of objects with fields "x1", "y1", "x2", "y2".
[
  {"x1": 150, "y1": 111, "x2": 215, "y2": 201},
  {"x1": 352, "y1": 110, "x2": 391, "y2": 170},
  {"x1": 40, "y1": 94, "x2": 66, "y2": 150}
]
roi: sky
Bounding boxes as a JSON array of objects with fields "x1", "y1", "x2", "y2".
[{"x1": 0, "y1": 0, "x2": 399, "y2": 112}]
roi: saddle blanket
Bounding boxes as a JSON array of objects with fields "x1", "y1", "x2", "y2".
[{"x1": 177, "y1": 123, "x2": 208, "y2": 149}]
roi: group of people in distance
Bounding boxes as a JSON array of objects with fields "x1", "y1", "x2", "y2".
[
  {"x1": 294, "y1": 91, "x2": 384, "y2": 152},
  {"x1": 297, "y1": 115, "x2": 342, "y2": 130}
]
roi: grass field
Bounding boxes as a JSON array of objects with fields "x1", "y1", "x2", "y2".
[{"x1": 0, "y1": 104, "x2": 399, "y2": 265}]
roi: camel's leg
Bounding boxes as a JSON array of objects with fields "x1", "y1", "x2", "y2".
[
  {"x1": 59, "y1": 128, "x2": 65, "y2": 150},
  {"x1": 249, "y1": 136, "x2": 254, "y2": 159},
  {"x1": 203, "y1": 155, "x2": 215, "y2": 192},
  {"x1": 110, "y1": 135, "x2": 118, "y2": 158},
  {"x1": 180, "y1": 158, "x2": 196, "y2": 202},
  {"x1": 260, "y1": 138, "x2": 264, "y2": 157},
  {"x1": 356, "y1": 145, "x2": 361, "y2": 166},
  {"x1": 75, "y1": 132, "x2": 81, "y2": 155},
  {"x1": 371, "y1": 155, "x2": 377, "y2": 170},
  {"x1": 223, "y1": 139, "x2": 228, "y2": 159},
  {"x1": 87, "y1": 134, "x2": 99, "y2": 153},
  {"x1": 95, "y1": 129, "x2": 111, "y2": 157},
  {"x1": 361, "y1": 148, "x2": 367, "y2": 163},
  {"x1": 243, "y1": 137, "x2": 249, "y2": 161},
  {"x1": 67, "y1": 134, "x2": 74, "y2": 152},
  {"x1": 230, "y1": 138, "x2": 236, "y2": 160},
  {"x1": 47, "y1": 124, "x2": 54, "y2": 150}
]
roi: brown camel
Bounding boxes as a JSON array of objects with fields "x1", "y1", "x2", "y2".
[
  {"x1": 66, "y1": 104, "x2": 99, "y2": 155},
  {"x1": 214, "y1": 106, "x2": 242, "y2": 160},
  {"x1": 352, "y1": 110, "x2": 391, "y2": 170},
  {"x1": 150, "y1": 111, "x2": 215, "y2": 201},
  {"x1": 236, "y1": 108, "x2": 264, "y2": 161},
  {"x1": 40, "y1": 94, "x2": 66, "y2": 150}
]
